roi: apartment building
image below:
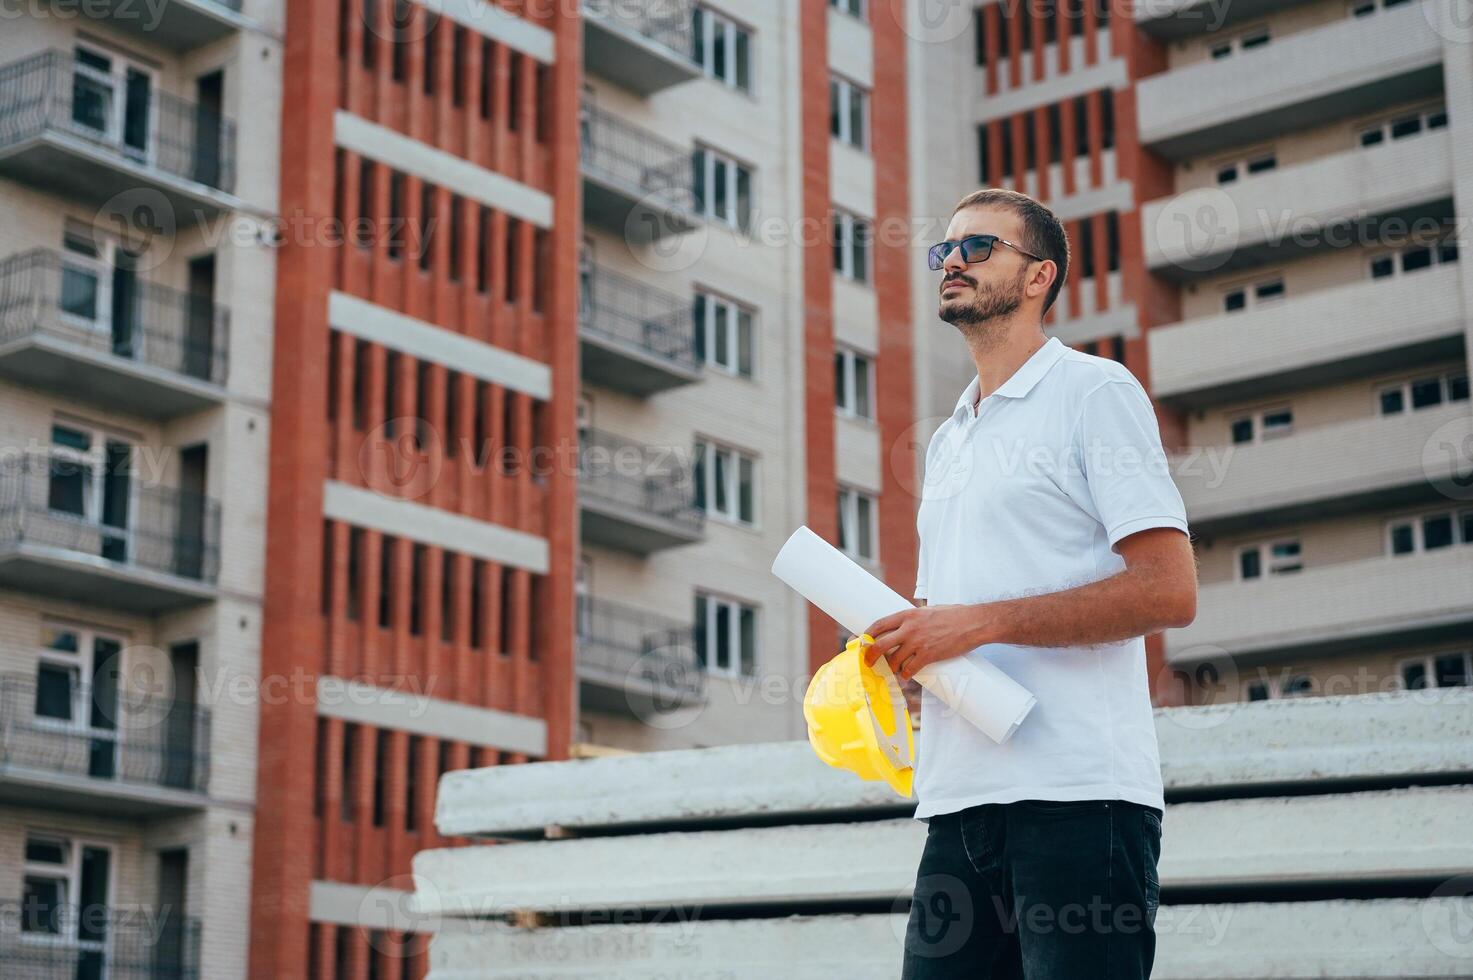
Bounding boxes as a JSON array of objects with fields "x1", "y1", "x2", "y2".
[
  {"x1": 0, "y1": 0, "x2": 280, "y2": 975},
  {"x1": 910, "y1": 0, "x2": 1473, "y2": 705},
  {"x1": 572, "y1": 0, "x2": 917, "y2": 752},
  {"x1": 250, "y1": 1, "x2": 579, "y2": 977}
]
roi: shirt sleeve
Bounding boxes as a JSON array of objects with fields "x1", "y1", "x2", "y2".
[
  {"x1": 1076, "y1": 379, "x2": 1190, "y2": 549},
  {"x1": 913, "y1": 535, "x2": 928, "y2": 601}
]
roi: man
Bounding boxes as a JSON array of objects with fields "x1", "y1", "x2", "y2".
[{"x1": 863, "y1": 188, "x2": 1197, "y2": 979}]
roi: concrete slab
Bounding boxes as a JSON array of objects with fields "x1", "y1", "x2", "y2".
[
  {"x1": 436, "y1": 691, "x2": 1473, "y2": 837},
  {"x1": 423, "y1": 899, "x2": 1473, "y2": 978},
  {"x1": 415, "y1": 786, "x2": 1473, "y2": 916}
]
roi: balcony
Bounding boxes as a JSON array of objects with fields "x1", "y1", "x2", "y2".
[
  {"x1": 0, "y1": 249, "x2": 229, "y2": 418},
  {"x1": 580, "y1": 103, "x2": 699, "y2": 243},
  {"x1": 0, "y1": 51, "x2": 239, "y2": 226},
  {"x1": 0, "y1": 454, "x2": 221, "y2": 612},
  {"x1": 1174, "y1": 404, "x2": 1473, "y2": 535},
  {"x1": 1143, "y1": 130, "x2": 1454, "y2": 281},
  {"x1": 1166, "y1": 547, "x2": 1473, "y2": 663},
  {"x1": 0, "y1": 673, "x2": 210, "y2": 816},
  {"x1": 1137, "y1": 1, "x2": 1443, "y2": 160},
  {"x1": 578, "y1": 428, "x2": 704, "y2": 554},
  {"x1": 1134, "y1": 0, "x2": 1317, "y2": 40},
  {"x1": 582, "y1": 0, "x2": 699, "y2": 96},
  {"x1": 0, "y1": 900, "x2": 200, "y2": 980},
  {"x1": 78, "y1": 0, "x2": 254, "y2": 50},
  {"x1": 1149, "y1": 264, "x2": 1466, "y2": 407},
  {"x1": 577, "y1": 596, "x2": 704, "y2": 717},
  {"x1": 580, "y1": 265, "x2": 700, "y2": 396}
]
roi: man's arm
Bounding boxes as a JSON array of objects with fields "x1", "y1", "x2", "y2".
[{"x1": 864, "y1": 528, "x2": 1196, "y2": 682}]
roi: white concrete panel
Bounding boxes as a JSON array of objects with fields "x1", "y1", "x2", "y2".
[
  {"x1": 322, "y1": 481, "x2": 549, "y2": 573},
  {"x1": 317, "y1": 677, "x2": 548, "y2": 756},
  {"x1": 328, "y1": 291, "x2": 552, "y2": 399},
  {"x1": 428, "y1": 0, "x2": 555, "y2": 63},
  {"x1": 423, "y1": 899, "x2": 1473, "y2": 978},
  {"x1": 311, "y1": 881, "x2": 437, "y2": 932},
  {"x1": 334, "y1": 112, "x2": 553, "y2": 228},
  {"x1": 435, "y1": 691, "x2": 1473, "y2": 836}
]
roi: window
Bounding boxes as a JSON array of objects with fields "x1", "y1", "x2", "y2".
[
  {"x1": 692, "y1": 291, "x2": 754, "y2": 377},
  {"x1": 1368, "y1": 240, "x2": 1458, "y2": 279},
  {"x1": 59, "y1": 229, "x2": 113, "y2": 328},
  {"x1": 833, "y1": 347, "x2": 874, "y2": 420},
  {"x1": 693, "y1": 593, "x2": 757, "y2": 677},
  {"x1": 1238, "y1": 538, "x2": 1301, "y2": 580},
  {"x1": 1227, "y1": 406, "x2": 1292, "y2": 444},
  {"x1": 1209, "y1": 26, "x2": 1269, "y2": 58},
  {"x1": 693, "y1": 440, "x2": 757, "y2": 525},
  {"x1": 830, "y1": 76, "x2": 868, "y2": 150},
  {"x1": 837, "y1": 487, "x2": 877, "y2": 562},
  {"x1": 1221, "y1": 276, "x2": 1285, "y2": 312},
  {"x1": 832, "y1": 211, "x2": 871, "y2": 283},
  {"x1": 1215, "y1": 151, "x2": 1276, "y2": 184},
  {"x1": 71, "y1": 45, "x2": 154, "y2": 159},
  {"x1": 35, "y1": 623, "x2": 122, "y2": 743},
  {"x1": 1245, "y1": 674, "x2": 1314, "y2": 700},
  {"x1": 830, "y1": 0, "x2": 865, "y2": 18},
  {"x1": 1358, "y1": 103, "x2": 1447, "y2": 147},
  {"x1": 47, "y1": 424, "x2": 133, "y2": 563},
  {"x1": 1400, "y1": 651, "x2": 1471, "y2": 690},
  {"x1": 692, "y1": 147, "x2": 753, "y2": 231},
  {"x1": 1387, "y1": 509, "x2": 1473, "y2": 555},
  {"x1": 1378, "y1": 371, "x2": 1469, "y2": 415},
  {"x1": 23, "y1": 835, "x2": 112, "y2": 949},
  {"x1": 1351, "y1": 0, "x2": 1416, "y2": 17},
  {"x1": 691, "y1": 6, "x2": 752, "y2": 92}
]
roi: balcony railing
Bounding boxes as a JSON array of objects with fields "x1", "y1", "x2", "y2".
[
  {"x1": 0, "y1": 49, "x2": 237, "y2": 193},
  {"x1": 583, "y1": 0, "x2": 693, "y2": 56},
  {"x1": 580, "y1": 102, "x2": 696, "y2": 214},
  {"x1": 580, "y1": 265, "x2": 698, "y2": 371},
  {"x1": 578, "y1": 428, "x2": 704, "y2": 542},
  {"x1": 0, "y1": 672, "x2": 210, "y2": 796},
  {"x1": 0, "y1": 248, "x2": 229, "y2": 388},
  {"x1": 0, "y1": 453, "x2": 221, "y2": 585},
  {"x1": 0, "y1": 900, "x2": 201, "y2": 980},
  {"x1": 577, "y1": 596, "x2": 704, "y2": 709}
]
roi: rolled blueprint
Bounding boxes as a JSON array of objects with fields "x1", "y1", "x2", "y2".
[{"x1": 772, "y1": 526, "x2": 1036, "y2": 743}]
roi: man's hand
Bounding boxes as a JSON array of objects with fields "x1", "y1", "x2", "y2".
[{"x1": 862, "y1": 605, "x2": 992, "y2": 683}]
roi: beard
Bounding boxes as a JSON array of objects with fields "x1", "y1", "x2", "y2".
[{"x1": 938, "y1": 264, "x2": 1029, "y2": 337}]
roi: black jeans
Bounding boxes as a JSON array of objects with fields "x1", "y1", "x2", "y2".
[{"x1": 901, "y1": 799, "x2": 1163, "y2": 979}]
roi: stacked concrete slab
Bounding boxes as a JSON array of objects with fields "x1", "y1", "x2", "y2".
[{"x1": 412, "y1": 690, "x2": 1473, "y2": 978}]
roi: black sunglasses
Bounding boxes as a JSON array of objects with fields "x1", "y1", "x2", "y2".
[{"x1": 928, "y1": 234, "x2": 1045, "y2": 271}]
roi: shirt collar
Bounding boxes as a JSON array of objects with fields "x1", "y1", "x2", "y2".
[{"x1": 953, "y1": 337, "x2": 1069, "y2": 417}]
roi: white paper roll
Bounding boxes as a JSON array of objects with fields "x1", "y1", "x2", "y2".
[{"x1": 772, "y1": 525, "x2": 1037, "y2": 744}]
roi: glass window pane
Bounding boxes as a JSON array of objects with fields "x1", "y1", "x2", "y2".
[
  {"x1": 834, "y1": 352, "x2": 847, "y2": 410},
  {"x1": 856, "y1": 495, "x2": 873, "y2": 558},
  {"x1": 736, "y1": 310, "x2": 753, "y2": 377},
  {"x1": 693, "y1": 595, "x2": 707, "y2": 668},
  {"x1": 734, "y1": 30, "x2": 750, "y2": 91},
  {"x1": 713, "y1": 303, "x2": 730, "y2": 367},
  {"x1": 1239, "y1": 549, "x2": 1261, "y2": 579},
  {"x1": 715, "y1": 602, "x2": 730, "y2": 670},
  {"x1": 854, "y1": 356, "x2": 871, "y2": 418},
  {"x1": 692, "y1": 443, "x2": 706, "y2": 511},
  {"x1": 739, "y1": 607, "x2": 755, "y2": 675},
  {"x1": 735, "y1": 166, "x2": 752, "y2": 231},
  {"x1": 690, "y1": 7, "x2": 705, "y2": 63},
  {"x1": 737, "y1": 455, "x2": 754, "y2": 523},
  {"x1": 1369, "y1": 255, "x2": 1394, "y2": 278},
  {"x1": 1359, "y1": 127, "x2": 1384, "y2": 146},
  {"x1": 1423, "y1": 514, "x2": 1454, "y2": 550},
  {"x1": 1411, "y1": 377, "x2": 1442, "y2": 409},
  {"x1": 852, "y1": 220, "x2": 869, "y2": 283},
  {"x1": 1448, "y1": 373, "x2": 1469, "y2": 402},
  {"x1": 35, "y1": 662, "x2": 77, "y2": 721},
  {"x1": 712, "y1": 20, "x2": 726, "y2": 79},
  {"x1": 836, "y1": 491, "x2": 849, "y2": 551},
  {"x1": 1223, "y1": 290, "x2": 1246, "y2": 312},
  {"x1": 1402, "y1": 661, "x2": 1427, "y2": 690},
  {"x1": 850, "y1": 89, "x2": 865, "y2": 148},
  {"x1": 1389, "y1": 115, "x2": 1421, "y2": 139},
  {"x1": 22, "y1": 876, "x2": 65, "y2": 934},
  {"x1": 829, "y1": 79, "x2": 841, "y2": 138},
  {"x1": 692, "y1": 294, "x2": 706, "y2": 362},
  {"x1": 1460, "y1": 510, "x2": 1473, "y2": 545},
  {"x1": 1401, "y1": 246, "x2": 1432, "y2": 273},
  {"x1": 1390, "y1": 523, "x2": 1415, "y2": 555},
  {"x1": 712, "y1": 158, "x2": 728, "y2": 220},
  {"x1": 1247, "y1": 682, "x2": 1269, "y2": 701},
  {"x1": 1434, "y1": 654, "x2": 1468, "y2": 688},
  {"x1": 713, "y1": 449, "x2": 728, "y2": 514},
  {"x1": 60, "y1": 265, "x2": 100, "y2": 321},
  {"x1": 1230, "y1": 418, "x2": 1254, "y2": 444},
  {"x1": 1380, "y1": 388, "x2": 1404, "y2": 414}
]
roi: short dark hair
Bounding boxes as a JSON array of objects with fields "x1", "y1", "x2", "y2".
[{"x1": 952, "y1": 188, "x2": 1070, "y2": 317}]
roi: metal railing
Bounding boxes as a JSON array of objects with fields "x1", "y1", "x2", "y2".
[
  {"x1": 578, "y1": 428, "x2": 703, "y2": 535},
  {"x1": 0, "y1": 453, "x2": 222, "y2": 585},
  {"x1": 579, "y1": 264, "x2": 697, "y2": 371},
  {"x1": 579, "y1": 102, "x2": 696, "y2": 213},
  {"x1": 0, "y1": 50, "x2": 237, "y2": 193},
  {"x1": 0, "y1": 900, "x2": 201, "y2": 980},
  {"x1": 0, "y1": 249, "x2": 229, "y2": 387},
  {"x1": 582, "y1": 0, "x2": 694, "y2": 57},
  {"x1": 0, "y1": 672, "x2": 211, "y2": 795},
  {"x1": 577, "y1": 596, "x2": 704, "y2": 703}
]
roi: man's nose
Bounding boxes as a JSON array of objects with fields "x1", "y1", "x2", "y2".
[{"x1": 942, "y1": 246, "x2": 967, "y2": 275}]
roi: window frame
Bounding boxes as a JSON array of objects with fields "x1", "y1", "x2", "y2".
[
  {"x1": 1377, "y1": 370, "x2": 1470, "y2": 416},
  {"x1": 829, "y1": 74, "x2": 869, "y2": 151},
  {"x1": 21, "y1": 834, "x2": 115, "y2": 946},
  {"x1": 1398, "y1": 650, "x2": 1472, "y2": 690},
  {"x1": 694, "y1": 591, "x2": 759, "y2": 678},
  {"x1": 1385, "y1": 508, "x2": 1473, "y2": 556},
  {"x1": 692, "y1": 145, "x2": 755, "y2": 232},
  {"x1": 694, "y1": 438, "x2": 759, "y2": 527},
  {"x1": 833, "y1": 346, "x2": 875, "y2": 420},
  {"x1": 832, "y1": 209, "x2": 872, "y2": 284},
  {"x1": 692, "y1": 288, "x2": 756, "y2": 378},
  {"x1": 1236, "y1": 537, "x2": 1302, "y2": 581},
  {"x1": 836, "y1": 485, "x2": 879, "y2": 563},
  {"x1": 691, "y1": 5, "x2": 754, "y2": 94}
]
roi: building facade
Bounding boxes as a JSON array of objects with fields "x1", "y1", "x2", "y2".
[
  {"x1": 910, "y1": 0, "x2": 1473, "y2": 706},
  {"x1": 0, "y1": 0, "x2": 281, "y2": 975}
]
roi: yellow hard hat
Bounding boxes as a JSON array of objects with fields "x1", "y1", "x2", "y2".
[{"x1": 803, "y1": 634, "x2": 915, "y2": 798}]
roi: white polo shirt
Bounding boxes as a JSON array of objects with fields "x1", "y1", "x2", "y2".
[{"x1": 912, "y1": 336, "x2": 1187, "y2": 819}]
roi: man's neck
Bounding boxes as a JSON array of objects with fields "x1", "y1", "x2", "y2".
[{"x1": 966, "y1": 323, "x2": 1049, "y2": 406}]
